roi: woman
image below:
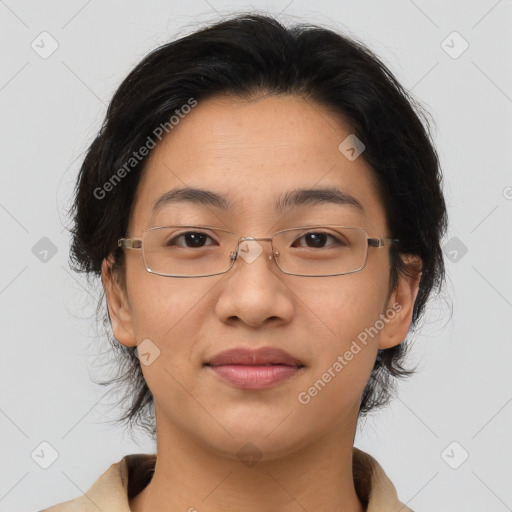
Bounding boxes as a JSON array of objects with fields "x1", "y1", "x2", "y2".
[{"x1": 42, "y1": 13, "x2": 446, "y2": 512}]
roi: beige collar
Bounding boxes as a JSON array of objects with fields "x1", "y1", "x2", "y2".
[{"x1": 42, "y1": 448, "x2": 413, "y2": 511}]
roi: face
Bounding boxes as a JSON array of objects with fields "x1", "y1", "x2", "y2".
[{"x1": 104, "y1": 94, "x2": 419, "y2": 461}]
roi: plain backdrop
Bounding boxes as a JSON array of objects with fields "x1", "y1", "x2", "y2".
[{"x1": 1, "y1": 1, "x2": 511, "y2": 511}]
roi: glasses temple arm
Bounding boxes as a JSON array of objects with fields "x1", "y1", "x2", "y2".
[
  {"x1": 118, "y1": 238, "x2": 142, "y2": 249},
  {"x1": 367, "y1": 237, "x2": 399, "y2": 248}
]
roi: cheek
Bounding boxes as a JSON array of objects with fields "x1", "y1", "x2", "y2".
[
  {"x1": 125, "y1": 263, "x2": 210, "y2": 340},
  {"x1": 303, "y1": 267, "x2": 390, "y2": 347},
  {"x1": 295, "y1": 269, "x2": 389, "y2": 407},
  {"x1": 124, "y1": 272, "x2": 215, "y2": 399}
]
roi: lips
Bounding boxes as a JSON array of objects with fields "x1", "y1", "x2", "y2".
[
  {"x1": 204, "y1": 347, "x2": 305, "y2": 389},
  {"x1": 204, "y1": 347, "x2": 304, "y2": 368}
]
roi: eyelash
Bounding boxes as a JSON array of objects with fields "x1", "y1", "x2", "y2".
[{"x1": 165, "y1": 231, "x2": 346, "y2": 249}]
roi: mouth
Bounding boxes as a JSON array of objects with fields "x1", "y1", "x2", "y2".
[{"x1": 204, "y1": 347, "x2": 305, "y2": 390}]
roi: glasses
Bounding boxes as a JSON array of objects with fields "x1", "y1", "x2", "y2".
[{"x1": 118, "y1": 225, "x2": 398, "y2": 278}]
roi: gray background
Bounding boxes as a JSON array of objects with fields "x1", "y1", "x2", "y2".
[{"x1": 1, "y1": 0, "x2": 511, "y2": 510}]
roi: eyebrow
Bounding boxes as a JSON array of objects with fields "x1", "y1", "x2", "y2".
[
  {"x1": 152, "y1": 186, "x2": 364, "y2": 214},
  {"x1": 277, "y1": 187, "x2": 364, "y2": 213}
]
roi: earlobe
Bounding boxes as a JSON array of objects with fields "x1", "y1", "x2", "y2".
[
  {"x1": 101, "y1": 257, "x2": 137, "y2": 347},
  {"x1": 378, "y1": 256, "x2": 422, "y2": 350}
]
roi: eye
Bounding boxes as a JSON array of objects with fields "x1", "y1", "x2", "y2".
[
  {"x1": 165, "y1": 231, "x2": 217, "y2": 248},
  {"x1": 292, "y1": 231, "x2": 347, "y2": 249}
]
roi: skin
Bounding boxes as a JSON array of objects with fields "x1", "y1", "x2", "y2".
[{"x1": 102, "y1": 94, "x2": 421, "y2": 512}]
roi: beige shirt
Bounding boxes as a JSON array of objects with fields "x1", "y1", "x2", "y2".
[{"x1": 40, "y1": 448, "x2": 413, "y2": 511}]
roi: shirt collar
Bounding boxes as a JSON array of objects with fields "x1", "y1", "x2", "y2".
[{"x1": 43, "y1": 448, "x2": 413, "y2": 511}]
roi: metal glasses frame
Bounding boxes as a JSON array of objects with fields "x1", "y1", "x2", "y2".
[{"x1": 118, "y1": 224, "x2": 399, "y2": 278}]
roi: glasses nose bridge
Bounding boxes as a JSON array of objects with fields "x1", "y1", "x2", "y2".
[
  {"x1": 232, "y1": 235, "x2": 279, "y2": 264},
  {"x1": 238, "y1": 236, "x2": 273, "y2": 243},
  {"x1": 237, "y1": 235, "x2": 277, "y2": 251}
]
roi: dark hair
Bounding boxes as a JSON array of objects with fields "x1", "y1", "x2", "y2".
[{"x1": 70, "y1": 13, "x2": 447, "y2": 439}]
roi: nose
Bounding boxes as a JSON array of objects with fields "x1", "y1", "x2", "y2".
[{"x1": 215, "y1": 237, "x2": 294, "y2": 328}]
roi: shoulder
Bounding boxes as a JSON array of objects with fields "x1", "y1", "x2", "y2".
[
  {"x1": 353, "y1": 447, "x2": 414, "y2": 512},
  {"x1": 38, "y1": 454, "x2": 156, "y2": 512}
]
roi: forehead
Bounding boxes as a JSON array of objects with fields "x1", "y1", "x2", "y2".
[{"x1": 130, "y1": 94, "x2": 387, "y2": 231}]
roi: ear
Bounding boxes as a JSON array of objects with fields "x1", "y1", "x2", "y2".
[
  {"x1": 101, "y1": 256, "x2": 137, "y2": 347},
  {"x1": 378, "y1": 255, "x2": 422, "y2": 349}
]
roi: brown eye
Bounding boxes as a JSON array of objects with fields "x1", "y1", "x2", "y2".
[
  {"x1": 165, "y1": 232, "x2": 216, "y2": 248},
  {"x1": 292, "y1": 231, "x2": 346, "y2": 249}
]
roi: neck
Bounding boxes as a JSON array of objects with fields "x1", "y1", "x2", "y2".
[{"x1": 130, "y1": 410, "x2": 365, "y2": 512}]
